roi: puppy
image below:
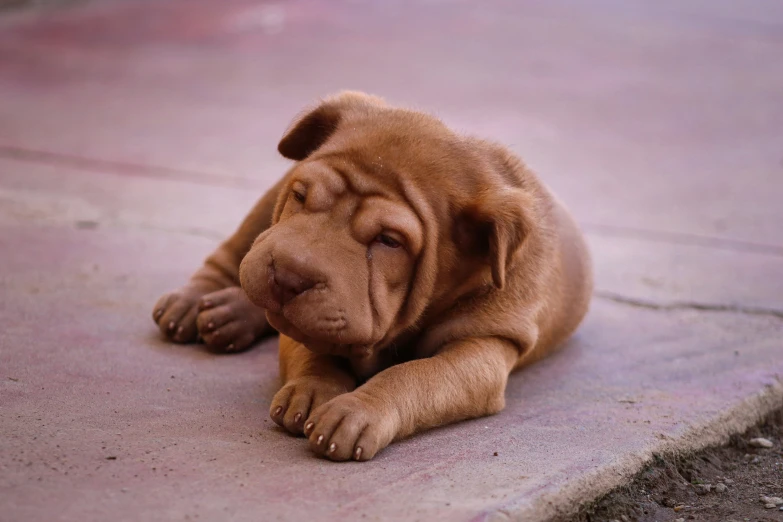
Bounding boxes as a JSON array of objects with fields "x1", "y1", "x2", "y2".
[{"x1": 152, "y1": 91, "x2": 592, "y2": 461}]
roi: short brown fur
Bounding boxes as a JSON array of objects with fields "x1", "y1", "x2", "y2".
[{"x1": 152, "y1": 91, "x2": 592, "y2": 461}]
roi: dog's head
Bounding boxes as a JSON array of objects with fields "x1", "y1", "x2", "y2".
[{"x1": 239, "y1": 92, "x2": 538, "y2": 357}]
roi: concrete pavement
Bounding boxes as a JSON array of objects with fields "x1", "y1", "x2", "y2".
[{"x1": 1, "y1": 0, "x2": 782, "y2": 520}]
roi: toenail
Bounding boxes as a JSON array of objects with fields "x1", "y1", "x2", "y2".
[
  {"x1": 168, "y1": 321, "x2": 175, "y2": 331},
  {"x1": 274, "y1": 406, "x2": 282, "y2": 416},
  {"x1": 354, "y1": 447, "x2": 362, "y2": 460},
  {"x1": 177, "y1": 326, "x2": 183, "y2": 334},
  {"x1": 227, "y1": 343, "x2": 234, "y2": 351},
  {"x1": 207, "y1": 322, "x2": 214, "y2": 330},
  {"x1": 316, "y1": 435, "x2": 324, "y2": 445},
  {"x1": 328, "y1": 443, "x2": 336, "y2": 454},
  {"x1": 294, "y1": 413, "x2": 301, "y2": 423},
  {"x1": 155, "y1": 309, "x2": 163, "y2": 318},
  {"x1": 304, "y1": 422, "x2": 314, "y2": 434}
]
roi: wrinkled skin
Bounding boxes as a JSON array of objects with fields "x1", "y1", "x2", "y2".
[
  {"x1": 152, "y1": 91, "x2": 593, "y2": 461},
  {"x1": 239, "y1": 159, "x2": 422, "y2": 357}
]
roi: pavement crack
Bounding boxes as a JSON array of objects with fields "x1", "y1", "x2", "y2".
[
  {"x1": 582, "y1": 222, "x2": 783, "y2": 257},
  {"x1": 594, "y1": 290, "x2": 783, "y2": 320}
]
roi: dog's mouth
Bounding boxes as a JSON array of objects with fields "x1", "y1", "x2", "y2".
[
  {"x1": 264, "y1": 261, "x2": 319, "y2": 310},
  {"x1": 244, "y1": 255, "x2": 380, "y2": 357}
]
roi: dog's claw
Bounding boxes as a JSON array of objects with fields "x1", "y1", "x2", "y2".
[
  {"x1": 354, "y1": 447, "x2": 362, "y2": 460},
  {"x1": 274, "y1": 406, "x2": 282, "y2": 416},
  {"x1": 304, "y1": 422, "x2": 314, "y2": 434},
  {"x1": 316, "y1": 435, "x2": 324, "y2": 445},
  {"x1": 328, "y1": 443, "x2": 336, "y2": 454}
]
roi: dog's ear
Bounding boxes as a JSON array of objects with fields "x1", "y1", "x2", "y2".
[
  {"x1": 454, "y1": 187, "x2": 535, "y2": 289},
  {"x1": 278, "y1": 91, "x2": 386, "y2": 161}
]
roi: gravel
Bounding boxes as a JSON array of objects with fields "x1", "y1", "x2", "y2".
[
  {"x1": 748, "y1": 437, "x2": 774, "y2": 448},
  {"x1": 565, "y1": 408, "x2": 783, "y2": 522}
]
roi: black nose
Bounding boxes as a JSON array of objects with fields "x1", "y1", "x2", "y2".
[{"x1": 269, "y1": 262, "x2": 317, "y2": 305}]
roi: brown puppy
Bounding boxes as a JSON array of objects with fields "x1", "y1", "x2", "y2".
[{"x1": 152, "y1": 91, "x2": 592, "y2": 461}]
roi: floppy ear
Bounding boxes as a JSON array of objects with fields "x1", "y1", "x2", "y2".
[
  {"x1": 277, "y1": 91, "x2": 386, "y2": 161},
  {"x1": 454, "y1": 188, "x2": 535, "y2": 289}
]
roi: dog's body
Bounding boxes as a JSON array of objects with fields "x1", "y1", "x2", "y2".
[{"x1": 153, "y1": 92, "x2": 592, "y2": 461}]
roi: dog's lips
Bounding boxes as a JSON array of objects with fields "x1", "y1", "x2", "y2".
[
  {"x1": 267, "y1": 263, "x2": 283, "y2": 308},
  {"x1": 258, "y1": 267, "x2": 335, "y2": 339},
  {"x1": 263, "y1": 261, "x2": 321, "y2": 312}
]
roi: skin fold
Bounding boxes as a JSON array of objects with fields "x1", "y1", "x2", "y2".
[{"x1": 152, "y1": 91, "x2": 593, "y2": 461}]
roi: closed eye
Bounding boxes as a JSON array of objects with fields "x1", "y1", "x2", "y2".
[
  {"x1": 375, "y1": 233, "x2": 402, "y2": 249},
  {"x1": 292, "y1": 190, "x2": 306, "y2": 203}
]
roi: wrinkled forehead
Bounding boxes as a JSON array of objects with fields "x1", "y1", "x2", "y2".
[
  {"x1": 290, "y1": 158, "x2": 425, "y2": 253},
  {"x1": 291, "y1": 155, "x2": 391, "y2": 199},
  {"x1": 288, "y1": 110, "x2": 475, "y2": 234}
]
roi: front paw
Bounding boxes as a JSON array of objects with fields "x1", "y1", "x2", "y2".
[
  {"x1": 304, "y1": 392, "x2": 397, "y2": 462},
  {"x1": 152, "y1": 284, "x2": 213, "y2": 343},
  {"x1": 196, "y1": 286, "x2": 269, "y2": 353},
  {"x1": 270, "y1": 376, "x2": 352, "y2": 435}
]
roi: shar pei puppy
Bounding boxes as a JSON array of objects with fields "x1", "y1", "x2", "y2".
[{"x1": 153, "y1": 91, "x2": 592, "y2": 461}]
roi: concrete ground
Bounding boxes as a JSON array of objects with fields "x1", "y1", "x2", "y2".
[{"x1": 1, "y1": 0, "x2": 782, "y2": 520}]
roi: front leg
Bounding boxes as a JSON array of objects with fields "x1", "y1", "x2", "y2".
[
  {"x1": 270, "y1": 336, "x2": 357, "y2": 435},
  {"x1": 304, "y1": 337, "x2": 518, "y2": 461}
]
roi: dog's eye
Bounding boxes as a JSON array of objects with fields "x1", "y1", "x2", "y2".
[
  {"x1": 292, "y1": 190, "x2": 306, "y2": 203},
  {"x1": 375, "y1": 234, "x2": 402, "y2": 249}
]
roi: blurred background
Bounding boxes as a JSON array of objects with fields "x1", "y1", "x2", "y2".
[{"x1": 1, "y1": 0, "x2": 782, "y2": 310}]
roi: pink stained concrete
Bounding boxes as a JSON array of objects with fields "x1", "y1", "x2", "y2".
[
  {"x1": 1, "y1": 0, "x2": 783, "y2": 521},
  {"x1": 1, "y1": 223, "x2": 781, "y2": 522}
]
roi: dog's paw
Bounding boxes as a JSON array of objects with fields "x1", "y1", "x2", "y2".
[
  {"x1": 152, "y1": 284, "x2": 213, "y2": 343},
  {"x1": 196, "y1": 287, "x2": 269, "y2": 353},
  {"x1": 304, "y1": 392, "x2": 397, "y2": 461},
  {"x1": 270, "y1": 376, "x2": 351, "y2": 435}
]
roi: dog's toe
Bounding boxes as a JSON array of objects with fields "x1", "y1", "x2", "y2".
[
  {"x1": 196, "y1": 287, "x2": 269, "y2": 352},
  {"x1": 270, "y1": 377, "x2": 349, "y2": 436},
  {"x1": 154, "y1": 293, "x2": 200, "y2": 343},
  {"x1": 306, "y1": 393, "x2": 394, "y2": 462}
]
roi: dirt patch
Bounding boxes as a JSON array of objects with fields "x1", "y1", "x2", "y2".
[
  {"x1": 0, "y1": 0, "x2": 86, "y2": 13},
  {"x1": 568, "y1": 409, "x2": 783, "y2": 522}
]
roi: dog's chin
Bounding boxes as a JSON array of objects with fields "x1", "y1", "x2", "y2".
[{"x1": 266, "y1": 310, "x2": 367, "y2": 358}]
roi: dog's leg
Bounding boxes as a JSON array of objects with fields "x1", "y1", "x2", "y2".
[
  {"x1": 152, "y1": 176, "x2": 287, "y2": 349},
  {"x1": 304, "y1": 337, "x2": 517, "y2": 461},
  {"x1": 270, "y1": 336, "x2": 357, "y2": 435}
]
